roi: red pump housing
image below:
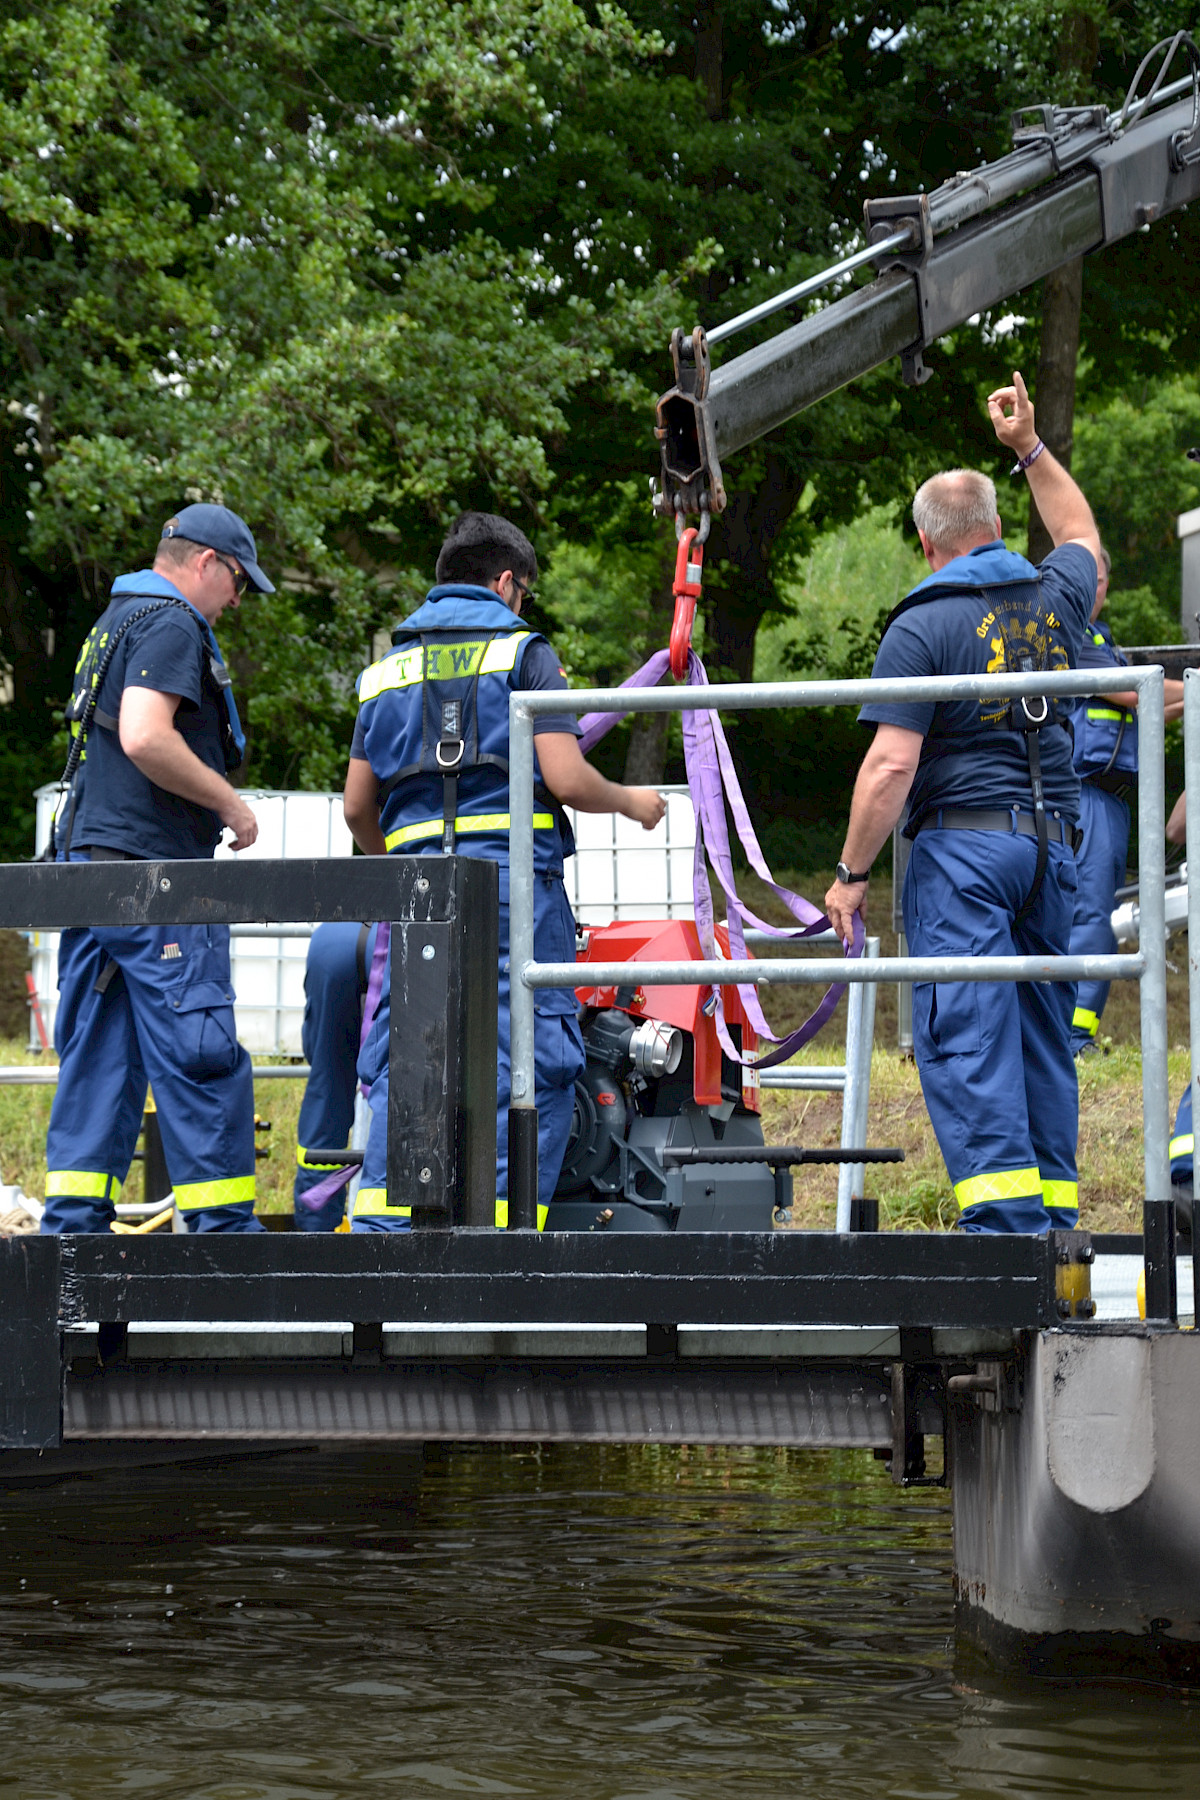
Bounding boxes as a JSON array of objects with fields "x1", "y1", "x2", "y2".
[{"x1": 574, "y1": 919, "x2": 760, "y2": 1112}]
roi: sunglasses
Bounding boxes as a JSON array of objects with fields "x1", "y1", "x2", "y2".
[
  {"x1": 214, "y1": 553, "x2": 248, "y2": 596},
  {"x1": 512, "y1": 575, "x2": 535, "y2": 605}
]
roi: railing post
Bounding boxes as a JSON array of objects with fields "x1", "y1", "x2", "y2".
[
  {"x1": 1139, "y1": 667, "x2": 1175, "y2": 1322},
  {"x1": 385, "y1": 859, "x2": 499, "y2": 1228},
  {"x1": 507, "y1": 697, "x2": 540, "y2": 1229},
  {"x1": 837, "y1": 936, "x2": 878, "y2": 1231},
  {"x1": 1185, "y1": 670, "x2": 1200, "y2": 1325}
]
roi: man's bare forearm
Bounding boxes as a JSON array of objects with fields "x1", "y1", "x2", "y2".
[
  {"x1": 125, "y1": 732, "x2": 242, "y2": 817},
  {"x1": 841, "y1": 764, "x2": 915, "y2": 871}
]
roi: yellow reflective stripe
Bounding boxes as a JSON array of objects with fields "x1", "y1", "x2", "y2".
[
  {"x1": 1072, "y1": 1006, "x2": 1100, "y2": 1036},
  {"x1": 384, "y1": 812, "x2": 554, "y2": 851},
  {"x1": 358, "y1": 633, "x2": 530, "y2": 702},
  {"x1": 350, "y1": 1187, "x2": 412, "y2": 1219},
  {"x1": 494, "y1": 1199, "x2": 549, "y2": 1231},
  {"x1": 173, "y1": 1175, "x2": 256, "y2": 1211},
  {"x1": 1086, "y1": 707, "x2": 1123, "y2": 721},
  {"x1": 1170, "y1": 1133, "x2": 1194, "y2": 1161},
  {"x1": 46, "y1": 1170, "x2": 121, "y2": 1201},
  {"x1": 954, "y1": 1167, "x2": 1042, "y2": 1209},
  {"x1": 1041, "y1": 1179, "x2": 1078, "y2": 1210},
  {"x1": 296, "y1": 1144, "x2": 350, "y2": 1171}
]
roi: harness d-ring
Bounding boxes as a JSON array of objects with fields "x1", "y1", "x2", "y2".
[{"x1": 670, "y1": 511, "x2": 709, "y2": 680}]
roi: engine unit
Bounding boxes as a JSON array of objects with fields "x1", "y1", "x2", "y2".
[{"x1": 546, "y1": 919, "x2": 780, "y2": 1232}]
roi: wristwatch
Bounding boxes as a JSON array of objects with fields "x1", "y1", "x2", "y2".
[{"x1": 835, "y1": 860, "x2": 871, "y2": 885}]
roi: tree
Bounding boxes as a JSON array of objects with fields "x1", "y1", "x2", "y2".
[{"x1": 0, "y1": 0, "x2": 672, "y2": 841}]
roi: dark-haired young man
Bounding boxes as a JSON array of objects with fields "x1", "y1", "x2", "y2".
[
  {"x1": 42, "y1": 504, "x2": 274, "y2": 1234},
  {"x1": 343, "y1": 510, "x2": 665, "y2": 1228}
]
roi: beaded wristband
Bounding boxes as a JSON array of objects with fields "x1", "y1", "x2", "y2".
[{"x1": 1012, "y1": 439, "x2": 1045, "y2": 475}]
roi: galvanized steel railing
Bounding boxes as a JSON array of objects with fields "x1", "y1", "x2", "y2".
[{"x1": 510, "y1": 664, "x2": 1175, "y2": 1312}]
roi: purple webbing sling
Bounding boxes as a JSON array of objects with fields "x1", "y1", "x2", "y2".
[
  {"x1": 578, "y1": 650, "x2": 862, "y2": 1069},
  {"x1": 297, "y1": 920, "x2": 392, "y2": 1212}
]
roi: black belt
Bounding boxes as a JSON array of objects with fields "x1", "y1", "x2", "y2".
[
  {"x1": 80, "y1": 845, "x2": 143, "y2": 862},
  {"x1": 1083, "y1": 770, "x2": 1132, "y2": 798},
  {"x1": 915, "y1": 809, "x2": 1081, "y2": 851}
]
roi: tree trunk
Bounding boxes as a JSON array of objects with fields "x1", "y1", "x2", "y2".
[
  {"x1": 705, "y1": 454, "x2": 809, "y2": 684},
  {"x1": 1026, "y1": 257, "x2": 1084, "y2": 565}
]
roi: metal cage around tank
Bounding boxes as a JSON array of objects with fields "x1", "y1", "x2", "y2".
[{"x1": 507, "y1": 661, "x2": 1179, "y2": 1317}]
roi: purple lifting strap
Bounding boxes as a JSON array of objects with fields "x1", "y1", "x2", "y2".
[
  {"x1": 579, "y1": 650, "x2": 862, "y2": 1068},
  {"x1": 297, "y1": 920, "x2": 392, "y2": 1213}
]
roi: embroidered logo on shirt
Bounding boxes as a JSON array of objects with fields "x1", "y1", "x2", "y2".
[{"x1": 160, "y1": 943, "x2": 182, "y2": 960}]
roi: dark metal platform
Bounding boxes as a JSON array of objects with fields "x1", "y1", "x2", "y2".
[{"x1": 2, "y1": 1232, "x2": 1084, "y2": 1462}]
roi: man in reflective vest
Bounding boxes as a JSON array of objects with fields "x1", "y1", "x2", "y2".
[
  {"x1": 825, "y1": 372, "x2": 1101, "y2": 1233},
  {"x1": 42, "y1": 504, "x2": 272, "y2": 1233},
  {"x1": 342, "y1": 511, "x2": 665, "y2": 1229},
  {"x1": 1067, "y1": 549, "x2": 1183, "y2": 1054}
]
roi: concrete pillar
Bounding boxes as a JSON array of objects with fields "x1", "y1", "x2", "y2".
[
  {"x1": 1180, "y1": 505, "x2": 1200, "y2": 643},
  {"x1": 950, "y1": 1327, "x2": 1200, "y2": 1679}
]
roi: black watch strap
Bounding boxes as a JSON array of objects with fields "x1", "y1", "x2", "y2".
[{"x1": 836, "y1": 860, "x2": 871, "y2": 884}]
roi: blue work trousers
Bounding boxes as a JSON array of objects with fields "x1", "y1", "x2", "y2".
[
  {"x1": 1171, "y1": 1084, "x2": 1193, "y2": 1185},
  {"x1": 1068, "y1": 782, "x2": 1130, "y2": 1052},
  {"x1": 353, "y1": 864, "x2": 585, "y2": 1230},
  {"x1": 43, "y1": 916, "x2": 260, "y2": 1234},
  {"x1": 904, "y1": 828, "x2": 1079, "y2": 1234},
  {"x1": 293, "y1": 922, "x2": 377, "y2": 1231}
]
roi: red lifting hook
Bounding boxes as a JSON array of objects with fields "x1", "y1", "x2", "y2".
[{"x1": 670, "y1": 527, "x2": 704, "y2": 680}]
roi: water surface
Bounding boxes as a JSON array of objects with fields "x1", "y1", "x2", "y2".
[{"x1": 2, "y1": 1443, "x2": 1197, "y2": 1798}]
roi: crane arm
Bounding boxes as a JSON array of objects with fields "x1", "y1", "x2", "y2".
[{"x1": 655, "y1": 34, "x2": 1200, "y2": 524}]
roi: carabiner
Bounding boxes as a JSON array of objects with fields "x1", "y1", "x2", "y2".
[{"x1": 670, "y1": 526, "x2": 704, "y2": 680}]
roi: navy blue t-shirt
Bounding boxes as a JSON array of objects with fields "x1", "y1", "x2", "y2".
[
  {"x1": 859, "y1": 541, "x2": 1096, "y2": 833},
  {"x1": 73, "y1": 575, "x2": 228, "y2": 860}
]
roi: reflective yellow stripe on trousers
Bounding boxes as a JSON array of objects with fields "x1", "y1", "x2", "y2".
[
  {"x1": 45, "y1": 1169, "x2": 122, "y2": 1201},
  {"x1": 954, "y1": 1167, "x2": 1042, "y2": 1210},
  {"x1": 351, "y1": 1194, "x2": 548, "y2": 1228},
  {"x1": 350, "y1": 1188, "x2": 412, "y2": 1220},
  {"x1": 1170, "y1": 1133, "x2": 1194, "y2": 1161},
  {"x1": 385, "y1": 812, "x2": 554, "y2": 852},
  {"x1": 1040, "y1": 1178, "x2": 1078, "y2": 1211},
  {"x1": 1072, "y1": 1006, "x2": 1100, "y2": 1037},
  {"x1": 174, "y1": 1175, "x2": 256, "y2": 1211}
]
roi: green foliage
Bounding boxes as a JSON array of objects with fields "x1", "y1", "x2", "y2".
[
  {"x1": 1073, "y1": 377, "x2": 1200, "y2": 614},
  {"x1": 2, "y1": 0, "x2": 1200, "y2": 838},
  {"x1": 1105, "y1": 582, "x2": 1179, "y2": 647}
]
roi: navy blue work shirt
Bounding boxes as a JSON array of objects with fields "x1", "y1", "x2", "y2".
[
  {"x1": 859, "y1": 540, "x2": 1097, "y2": 835},
  {"x1": 72, "y1": 571, "x2": 230, "y2": 860}
]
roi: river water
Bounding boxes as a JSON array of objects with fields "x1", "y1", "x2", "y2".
[{"x1": 2, "y1": 1442, "x2": 1197, "y2": 1799}]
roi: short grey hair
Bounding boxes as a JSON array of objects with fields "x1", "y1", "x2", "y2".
[
  {"x1": 912, "y1": 469, "x2": 999, "y2": 554},
  {"x1": 1099, "y1": 542, "x2": 1112, "y2": 576}
]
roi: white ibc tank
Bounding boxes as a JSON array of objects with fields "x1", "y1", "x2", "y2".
[
  {"x1": 30, "y1": 788, "x2": 352, "y2": 1055},
  {"x1": 29, "y1": 785, "x2": 696, "y2": 1053}
]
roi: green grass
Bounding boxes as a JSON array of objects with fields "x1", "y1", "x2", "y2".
[{"x1": 0, "y1": 1040, "x2": 307, "y2": 1215}]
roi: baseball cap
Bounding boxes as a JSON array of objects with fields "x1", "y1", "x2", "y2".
[{"x1": 161, "y1": 503, "x2": 275, "y2": 593}]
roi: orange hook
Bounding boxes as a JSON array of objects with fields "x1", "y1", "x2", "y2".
[{"x1": 670, "y1": 527, "x2": 704, "y2": 680}]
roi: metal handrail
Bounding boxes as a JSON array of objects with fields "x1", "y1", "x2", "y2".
[{"x1": 509, "y1": 662, "x2": 1170, "y2": 1274}]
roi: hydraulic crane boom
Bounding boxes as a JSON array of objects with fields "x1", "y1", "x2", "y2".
[{"x1": 655, "y1": 33, "x2": 1200, "y2": 524}]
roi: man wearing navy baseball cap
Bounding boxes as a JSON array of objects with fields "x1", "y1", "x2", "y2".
[{"x1": 41, "y1": 502, "x2": 274, "y2": 1236}]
